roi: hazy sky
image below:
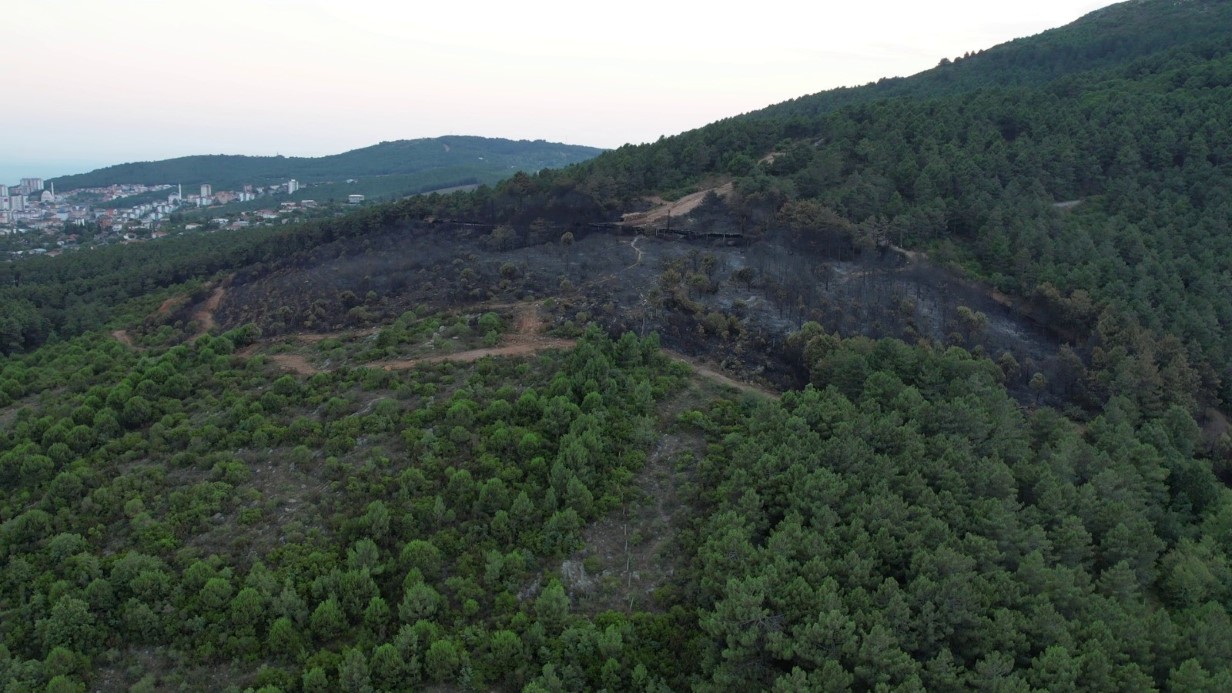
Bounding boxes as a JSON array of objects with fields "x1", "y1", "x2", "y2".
[{"x1": 3, "y1": 0, "x2": 1113, "y2": 181}]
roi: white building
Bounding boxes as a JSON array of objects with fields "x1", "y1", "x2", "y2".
[
  {"x1": 348, "y1": 194, "x2": 365, "y2": 204},
  {"x1": 200, "y1": 184, "x2": 212, "y2": 198},
  {"x1": 20, "y1": 178, "x2": 44, "y2": 192},
  {"x1": 287, "y1": 179, "x2": 300, "y2": 194}
]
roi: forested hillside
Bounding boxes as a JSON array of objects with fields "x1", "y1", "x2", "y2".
[
  {"x1": 4, "y1": 324, "x2": 1231, "y2": 689},
  {"x1": 47, "y1": 137, "x2": 604, "y2": 191},
  {"x1": 395, "y1": 0, "x2": 1232, "y2": 407},
  {"x1": 5, "y1": 0, "x2": 1232, "y2": 690}
]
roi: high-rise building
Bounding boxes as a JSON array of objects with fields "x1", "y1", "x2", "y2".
[
  {"x1": 20, "y1": 178, "x2": 44, "y2": 192},
  {"x1": 287, "y1": 179, "x2": 299, "y2": 194},
  {"x1": 9, "y1": 195, "x2": 26, "y2": 211},
  {"x1": 0, "y1": 185, "x2": 8, "y2": 198},
  {"x1": 200, "y1": 184, "x2": 212, "y2": 198}
]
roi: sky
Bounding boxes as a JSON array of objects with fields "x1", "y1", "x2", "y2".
[{"x1": 2, "y1": 0, "x2": 1114, "y2": 182}]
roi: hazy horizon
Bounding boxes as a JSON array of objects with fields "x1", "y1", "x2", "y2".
[{"x1": 4, "y1": 0, "x2": 1113, "y2": 184}]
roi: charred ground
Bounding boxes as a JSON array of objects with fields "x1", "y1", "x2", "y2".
[{"x1": 150, "y1": 198, "x2": 1069, "y2": 406}]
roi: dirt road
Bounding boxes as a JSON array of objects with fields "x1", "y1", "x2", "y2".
[
  {"x1": 258, "y1": 300, "x2": 777, "y2": 396},
  {"x1": 620, "y1": 182, "x2": 733, "y2": 228},
  {"x1": 117, "y1": 295, "x2": 777, "y2": 396}
]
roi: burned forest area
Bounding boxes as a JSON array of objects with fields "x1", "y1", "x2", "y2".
[{"x1": 203, "y1": 199, "x2": 1064, "y2": 405}]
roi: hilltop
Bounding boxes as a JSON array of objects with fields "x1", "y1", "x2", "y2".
[
  {"x1": 46, "y1": 136, "x2": 605, "y2": 192},
  {"x1": 402, "y1": 0, "x2": 1232, "y2": 409}
]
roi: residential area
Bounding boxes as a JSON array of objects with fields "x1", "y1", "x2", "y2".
[{"x1": 0, "y1": 176, "x2": 363, "y2": 258}]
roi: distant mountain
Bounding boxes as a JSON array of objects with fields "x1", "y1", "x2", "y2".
[{"x1": 48, "y1": 136, "x2": 604, "y2": 192}]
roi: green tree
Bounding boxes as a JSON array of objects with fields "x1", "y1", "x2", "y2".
[
  {"x1": 40, "y1": 597, "x2": 97, "y2": 653},
  {"x1": 337, "y1": 647, "x2": 373, "y2": 693},
  {"x1": 311, "y1": 598, "x2": 347, "y2": 642},
  {"x1": 424, "y1": 639, "x2": 461, "y2": 683}
]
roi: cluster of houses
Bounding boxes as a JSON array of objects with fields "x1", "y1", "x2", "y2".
[{"x1": 1, "y1": 177, "x2": 331, "y2": 256}]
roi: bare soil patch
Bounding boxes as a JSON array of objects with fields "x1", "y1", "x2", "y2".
[
  {"x1": 256, "y1": 301, "x2": 576, "y2": 375},
  {"x1": 621, "y1": 182, "x2": 733, "y2": 228},
  {"x1": 373, "y1": 338, "x2": 577, "y2": 371},
  {"x1": 192, "y1": 284, "x2": 227, "y2": 338},
  {"x1": 111, "y1": 329, "x2": 135, "y2": 347},
  {"x1": 157, "y1": 295, "x2": 187, "y2": 315},
  {"x1": 268, "y1": 353, "x2": 319, "y2": 375},
  {"x1": 514, "y1": 301, "x2": 544, "y2": 335},
  {"x1": 294, "y1": 327, "x2": 380, "y2": 344},
  {"x1": 667, "y1": 351, "x2": 778, "y2": 399},
  {"x1": 194, "y1": 283, "x2": 226, "y2": 332}
]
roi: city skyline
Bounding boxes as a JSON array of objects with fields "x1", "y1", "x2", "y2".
[{"x1": 3, "y1": 0, "x2": 1113, "y2": 182}]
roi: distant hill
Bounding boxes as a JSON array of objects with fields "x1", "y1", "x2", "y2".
[{"x1": 48, "y1": 136, "x2": 604, "y2": 192}]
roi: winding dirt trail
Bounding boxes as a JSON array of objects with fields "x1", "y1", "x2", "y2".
[
  {"x1": 109, "y1": 286, "x2": 778, "y2": 397},
  {"x1": 626, "y1": 236, "x2": 644, "y2": 269},
  {"x1": 108, "y1": 293, "x2": 776, "y2": 396},
  {"x1": 261, "y1": 301, "x2": 575, "y2": 377},
  {"x1": 254, "y1": 300, "x2": 775, "y2": 397},
  {"x1": 594, "y1": 235, "x2": 649, "y2": 287}
]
